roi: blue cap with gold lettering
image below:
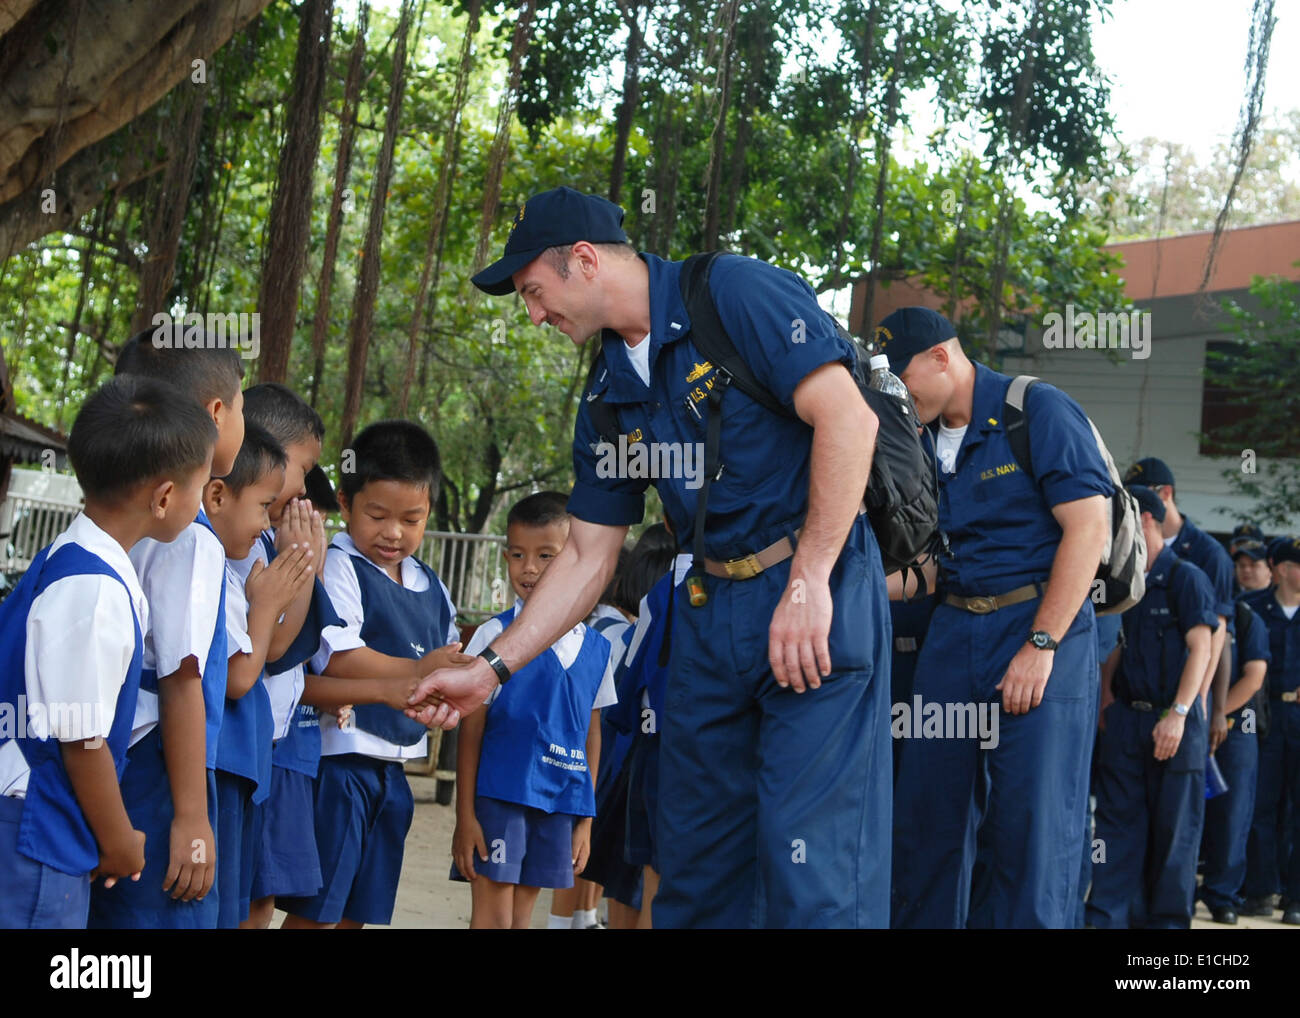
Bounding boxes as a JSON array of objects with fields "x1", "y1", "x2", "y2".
[{"x1": 874, "y1": 307, "x2": 958, "y2": 376}]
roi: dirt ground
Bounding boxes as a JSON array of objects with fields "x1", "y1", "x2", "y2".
[{"x1": 271, "y1": 774, "x2": 1298, "y2": 930}]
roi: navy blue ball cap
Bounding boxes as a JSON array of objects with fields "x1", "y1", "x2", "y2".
[
  {"x1": 1123, "y1": 456, "x2": 1175, "y2": 489},
  {"x1": 1270, "y1": 535, "x2": 1300, "y2": 566},
  {"x1": 1126, "y1": 484, "x2": 1166, "y2": 523},
  {"x1": 873, "y1": 307, "x2": 957, "y2": 375},
  {"x1": 1229, "y1": 522, "x2": 1264, "y2": 550},
  {"x1": 1232, "y1": 540, "x2": 1267, "y2": 562},
  {"x1": 471, "y1": 186, "x2": 629, "y2": 296}
]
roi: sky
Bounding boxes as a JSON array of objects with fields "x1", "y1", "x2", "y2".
[{"x1": 1091, "y1": 0, "x2": 1299, "y2": 159}]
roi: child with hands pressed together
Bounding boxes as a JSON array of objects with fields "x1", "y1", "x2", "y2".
[
  {"x1": 204, "y1": 422, "x2": 316, "y2": 927},
  {"x1": 451, "y1": 492, "x2": 617, "y2": 929}
]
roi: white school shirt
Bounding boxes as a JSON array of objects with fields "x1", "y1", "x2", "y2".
[
  {"x1": 465, "y1": 599, "x2": 618, "y2": 711},
  {"x1": 311, "y1": 533, "x2": 459, "y2": 762},
  {"x1": 126, "y1": 520, "x2": 225, "y2": 746},
  {"x1": 0, "y1": 513, "x2": 149, "y2": 798},
  {"x1": 586, "y1": 602, "x2": 633, "y2": 675},
  {"x1": 229, "y1": 532, "x2": 310, "y2": 741},
  {"x1": 623, "y1": 553, "x2": 694, "y2": 712}
]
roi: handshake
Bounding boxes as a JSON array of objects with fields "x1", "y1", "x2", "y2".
[{"x1": 402, "y1": 643, "x2": 499, "y2": 730}]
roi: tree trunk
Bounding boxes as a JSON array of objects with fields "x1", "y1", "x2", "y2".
[
  {"x1": 397, "y1": 0, "x2": 480, "y2": 415},
  {"x1": 255, "y1": 0, "x2": 334, "y2": 384},
  {"x1": 470, "y1": 0, "x2": 537, "y2": 283},
  {"x1": 608, "y1": 1, "x2": 644, "y2": 204},
  {"x1": 702, "y1": 0, "x2": 739, "y2": 251},
  {"x1": 337, "y1": 0, "x2": 413, "y2": 448},
  {"x1": 309, "y1": 1, "x2": 369, "y2": 409},
  {"x1": 129, "y1": 85, "x2": 207, "y2": 334}
]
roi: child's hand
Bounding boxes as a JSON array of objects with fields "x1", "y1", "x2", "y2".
[
  {"x1": 418, "y1": 642, "x2": 476, "y2": 676},
  {"x1": 571, "y1": 817, "x2": 592, "y2": 876},
  {"x1": 93, "y1": 827, "x2": 147, "y2": 888},
  {"x1": 246, "y1": 543, "x2": 314, "y2": 616},
  {"x1": 385, "y1": 675, "x2": 422, "y2": 712},
  {"x1": 309, "y1": 506, "x2": 329, "y2": 566},
  {"x1": 275, "y1": 499, "x2": 313, "y2": 556},
  {"x1": 164, "y1": 815, "x2": 215, "y2": 901},
  {"x1": 452, "y1": 816, "x2": 488, "y2": 881}
]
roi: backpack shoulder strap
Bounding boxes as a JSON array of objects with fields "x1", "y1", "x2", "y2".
[
  {"x1": 679, "y1": 251, "x2": 790, "y2": 419},
  {"x1": 582, "y1": 338, "x2": 621, "y2": 446},
  {"x1": 1167, "y1": 558, "x2": 1185, "y2": 634},
  {"x1": 1003, "y1": 374, "x2": 1039, "y2": 480}
]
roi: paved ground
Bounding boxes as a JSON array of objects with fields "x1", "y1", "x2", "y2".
[{"x1": 278, "y1": 774, "x2": 1298, "y2": 930}]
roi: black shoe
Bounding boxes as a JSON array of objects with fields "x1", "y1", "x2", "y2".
[
  {"x1": 1239, "y1": 896, "x2": 1276, "y2": 916},
  {"x1": 1283, "y1": 908, "x2": 1300, "y2": 926},
  {"x1": 1209, "y1": 906, "x2": 1238, "y2": 925}
]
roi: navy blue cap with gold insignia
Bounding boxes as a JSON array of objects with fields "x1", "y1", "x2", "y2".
[
  {"x1": 874, "y1": 307, "x2": 957, "y2": 376},
  {"x1": 471, "y1": 186, "x2": 629, "y2": 296},
  {"x1": 1124, "y1": 456, "x2": 1175, "y2": 489}
]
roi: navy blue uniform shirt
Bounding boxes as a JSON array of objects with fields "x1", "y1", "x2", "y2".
[
  {"x1": 1230, "y1": 601, "x2": 1271, "y2": 718},
  {"x1": 1170, "y1": 516, "x2": 1235, "y2": 620},
  {"x1": 1242, "y1": 587, "x2": 1300, "y2": 699},
  {"x1": 566, "y1": 252, "x2": 857, "y2": 561},
  {"x1": 927, "y1": 362, "x2": 1113, "y2": 596},
  {"x1": 1117, "y1": 547, "x2": 1219, "y2": 704}
]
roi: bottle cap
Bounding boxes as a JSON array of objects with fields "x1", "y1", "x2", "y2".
[{"x1": 869, "y1": 354, "x2": 891, "y2": 372}]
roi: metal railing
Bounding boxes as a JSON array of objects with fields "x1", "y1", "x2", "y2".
[
  {"x1": 0, "y1": 493, "x2": 507, "y2": 622},
  {"x1": 1, "y1": 494, "x2": 82, "y2": 570}
]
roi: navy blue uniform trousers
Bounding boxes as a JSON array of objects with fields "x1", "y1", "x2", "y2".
[
  {"x1": 1244, "y1": 702, "x2": 1300, "y2": 902},
  {"x1": 1200, "y1": 722, "x2": 1259, "y2": 909},
  {"x1": 893, "y1": 598, "x2": 1096, "y2": 928},
  {"x1": 1086, "y1": 700, "x2": 1208, "y2": 928},
  {"x1": 652, "y1": 517, "x2": 892, "y2": 929}
]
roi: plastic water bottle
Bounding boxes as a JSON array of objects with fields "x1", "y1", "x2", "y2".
[{"x1": 868, "y1": 354, "x2": 910, "y2": 401}]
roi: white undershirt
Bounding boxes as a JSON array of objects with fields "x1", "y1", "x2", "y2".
[
  {"x1": 625, "y1": 334, "x2": 651, "y2": 387},
  {"x1": 935, "y1": 423, "x2": 968, "y2": 475},
  {"x1": 1281, "y1": 603, "x2": 1298, "y2": 620}
]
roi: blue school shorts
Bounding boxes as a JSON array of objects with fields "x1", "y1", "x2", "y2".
[
  {"x1": 249, "y1": 764, "x2": 322, "y2": 900},
  {"x1": 449, "y1": 795, "x2": 576, "y2": 889},
  {"x1": 624, "y1": 735, "x2": 660, "y2": 873},
  {"x1": 0, "y1": 796, "x2": 90, "y2": 929},
  {"x1": 87, "y1": 727, "x2": 220, "y2": 929},
  {"x1": 277, "y1": 754, "x2": 413, "y2": 926},
  {"x1": 215, "y1": 770, "x2": 259, "y2": 928}
]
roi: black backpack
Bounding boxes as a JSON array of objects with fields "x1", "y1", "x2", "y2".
[{"x1": 583, "y1": 250, "x2": 938, "y2": 577}]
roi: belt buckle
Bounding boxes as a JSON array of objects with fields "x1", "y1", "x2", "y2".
[
  {"x1": 723, "y1": 553, "x2": 762, "y2": 580},
  {"x1": 1132, "y1": 700, "x2": 1154, "y2": 712},
  {"x1": 965, "y1": 595, "x2": 995, "y2": 614},
  {"x1": 1283, "y1": 692, "x2": 1298, "y2": 703}
]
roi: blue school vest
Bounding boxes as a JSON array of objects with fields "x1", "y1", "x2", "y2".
[
  {"x1": 607, "y1": 570, "x2": 673, "y2": 738},
  {"x1": 346, "y1": 553, "x2": 451, "y2": 746},
  {"x1": 260, "y1": 533, "x2": 342, "y2": 777},
  {"x1": 0, "y1": 543, "x2": 143, "y2": 875},
  {"x1": 138, "y1": 510, "x2": 227, "y2": 771},
  {"x1": 214, "y1": 586, "x2": 274, "y2": 804},
  {"x1": 476, "y1": 605, "x2": 611, "y2": 816}
]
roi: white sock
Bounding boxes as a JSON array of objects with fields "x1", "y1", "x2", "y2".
[
  {"x1": 547, "y1": 913, "x2": 572, "y2": 930},
  {"x1": 574, "y1": 908, "x2": 598, "y2": 928}
]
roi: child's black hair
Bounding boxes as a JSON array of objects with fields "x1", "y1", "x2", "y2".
[
  {"x1": 243, "y1": 382, "x2": 325, "y2": 447},
  {"x1": 115, "y1": 325, "x2": 245, "y2": 405},
  {"x1": 507, "y1": 491, "x2": 571, "y2": 531},
  {"x1": 68, "y1": 376, "x2": 217, "y2": 502},
  {"x1": 614, "y1": 522, "x2": 676, "y2": 613},
  {"x1": 219, "y1": 421, "x2": 286, "y2": 495},
  {"x1": 340, "y1": 420, "x2": 440, "y2": 505}
]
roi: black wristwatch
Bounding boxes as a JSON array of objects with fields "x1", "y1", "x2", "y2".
[
  {"x1": 1028, "y1": 630, "x2": 1058, "y2": 651},
  {"x1": 478, "y1": 647, "x2": 511, "y2": 684}
]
